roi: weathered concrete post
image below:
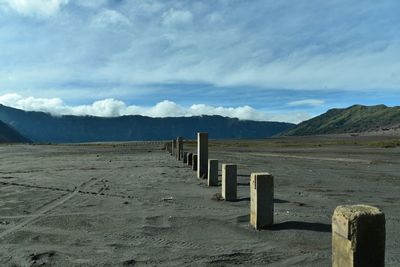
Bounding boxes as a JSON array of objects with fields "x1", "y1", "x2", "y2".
[
  {"x1": 172, "y1": 139, "x2": 176, "y2": 157},
  {"x1": 183, "y1": 152, "x2": 188, "y2": 164},
  {"x1": 192, "y1": 154, "x2": 198, "y2": 171},
  {"x1": 168, "y1": 142, "x2": 172, "y2": 154},
  {"x1": 176, "y1": 137, "x2": 183, "y2": 160},
  {"x1": 221, "y1": 164, "x2": 237, "y2": 201},
  {"x1": 197, "y1": 132, "x2": 208, "y2": 179},
  {"x1": 250, "y1": 173, "x2": 274, "y2": 229},
  {"x1": 207, "y1": 159, "x2": 219, "y2": 186},
  {"x1": 187, "y1": 153, "x2": 193, "y2": 166},
  {"x1": 332, "y1": 205, "x2": 385, "y2": 267}
]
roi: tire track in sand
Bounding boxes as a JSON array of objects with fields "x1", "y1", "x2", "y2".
[{"x1": 0, "y1": 177, "x2": 99, "y2": 239}]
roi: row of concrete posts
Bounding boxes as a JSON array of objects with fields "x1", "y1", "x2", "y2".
[{"x1": 164, "y1": 134, "x2": 386, "y2": 267}]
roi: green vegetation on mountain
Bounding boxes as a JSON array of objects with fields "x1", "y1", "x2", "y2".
[{"x1": 285, "y1": 104, "x2": 400, "y2": 136}]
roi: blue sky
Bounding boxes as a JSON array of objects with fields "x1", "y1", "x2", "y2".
[{"x1": 0, "y1": 0, "x2": 399, "y2": 123}]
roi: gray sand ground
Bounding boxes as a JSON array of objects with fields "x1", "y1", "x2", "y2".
[{"x1": 0, "y1": 136, "x2": 399, "y2": 266}]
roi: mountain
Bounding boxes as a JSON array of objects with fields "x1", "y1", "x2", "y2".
[
  {"x1": 0, "y1": 104, "x2": 294, "y2": 143},
  {"x1": 0, "y1": 120, "x2": 30, "y2": 143},
  {"x1": 285, "y1": 104, "x2": 400, "y2": 136}
]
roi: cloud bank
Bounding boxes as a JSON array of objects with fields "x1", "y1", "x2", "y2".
[
  {"x1": 288, "y1": 99, "x2": 325, "y2": 107},
  {"x1": 0, "y1": 94, "x2": 309, "y2": 123},
  {"x1": 1, "y1": 0, "x2": 400, "y2": 94}
]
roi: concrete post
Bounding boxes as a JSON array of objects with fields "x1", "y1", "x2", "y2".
[
  {"x1": 168, "y1": 142, "x2": 172, "y2": 154},
  {"x1": 250, "y1": 173, "x2": 274, "y2": 229},
  {"x1": 207, "y1": 159, "x2": 219, "y2": 186},
  {"x1": 221, "y1": 164, "x2": 237, "y2": 201},
  {"x1": 192, "y1": 154, "x2": 198, "y2": 171},
  {"x1": 177, "y1": 137, "x2": 183, "y2": 160},
  {"x1": 197, "y1": 132, "x2": 208, "y2": 179},
  {"x1": 183, "y1": 152, "x2": 188, "y2": 164},
  {"x1": 172, "y1": 140, "x2": 176, "y2": 157},
  {"x1": 332, "y1": 205, "x2": 385, "y2": 267},
  {"x1": 187, "y1": 153, "x2": 193, "y2": 166}
]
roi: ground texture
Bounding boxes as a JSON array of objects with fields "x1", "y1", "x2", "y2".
[{"x1": 0, "y1": 137, "x2": 399, "y2": 266}]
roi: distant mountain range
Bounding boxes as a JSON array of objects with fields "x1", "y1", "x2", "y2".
[
  {"x1": 3, "y1": 104, "x2": 399, "y2": 143},
  {"x1": 0, "y1": 104, "x2": 294, "y2": 143},
  {"x1": 0, "y1": 120, "x2": 30, "y2": 143},
  {"x1": 285, "y1": 104, "x2": 400, "y2": 136}
]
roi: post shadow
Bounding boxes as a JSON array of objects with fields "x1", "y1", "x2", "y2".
[
  {"x1": 231, "y1": 197, "x2": 250, "y2": 202},
  {"x1": 236, "y1": 215, "x2": 331, "y2": 233},
  {"x1": 268, "y1": 221, "x2": 331, "y2": 232}
]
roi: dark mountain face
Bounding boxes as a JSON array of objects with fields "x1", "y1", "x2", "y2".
[
  {"x1": 0, "y1": 104, "x2": 294, "y2": 143},
  {"x1": 284, "y1": 104, "x2": 400, "y2": 136},
  {"x1": 0, "y1": 119, "x2": 30, "y2": 143}
]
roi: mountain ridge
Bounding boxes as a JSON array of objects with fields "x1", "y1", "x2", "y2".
[
  {"x1": 0, "y1": 104, "x2": 294, "y2": 143},
  {"x1": 285, "y1": 104, "x2": 400, "y2": 136},
  {"x1": 0, "y1": 119, "x2": 30, "y2": 143}
]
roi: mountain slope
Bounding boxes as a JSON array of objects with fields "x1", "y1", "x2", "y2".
[
  {"x1": 0, "y1": 120, "x2": 30, "y2": 143},
  {"x1": 0, "y1": 104, "x2": 294, "y2": 143},
  {"x1": 285, "y1": 104, "x2": 400, "y2": 136}
]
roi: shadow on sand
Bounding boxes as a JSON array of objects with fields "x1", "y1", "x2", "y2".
[
  {"x1": 268, "y1": 221, "x2": 331, "y2": 232},
  {"x1": 231, "y1": 197, "x2": 250, "y2": 202},
  {"x1": 236, "y1": 215, "x2": 331, "y2": 233}
]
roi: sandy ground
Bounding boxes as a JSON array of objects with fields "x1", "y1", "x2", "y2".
[{"x1": 0, "y1": 137, "x2": 399, "y2": 266}]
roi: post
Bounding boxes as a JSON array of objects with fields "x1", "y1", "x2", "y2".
[
  {"x1": 221, "y1": 164, "x2": 237, "y2": 201},
  {"x1": 183, "y1": 152, "x2": 188, "y2": 164},
  {"x1": 187, "y1": 153, "x2": 193, "y2": 166},
  {"x1": 192, "y1": 154, "x2": 198, "y2": 171},
  {"x1": 176, "y1": 137, "x2": 183, "y2": 160},
  {"x1": 250, "y1": 173, "x2": 274, "y2": 229},
  {"x1": 197, "y1": 132, "x2": 208, "y2": 179},
  {"x1": 207, "y1": 159, "x2": 219, "y2": 186},
  {"x1": 172, "y1": 139, "x2": 176, "y2": 157},
  {"x1": 332, "y1": 205, "x2": 385, "y2": 267}
]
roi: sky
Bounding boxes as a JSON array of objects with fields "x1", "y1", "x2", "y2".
[{"x1": 0, "y1": 0, "x2": 399, "y2": 123}]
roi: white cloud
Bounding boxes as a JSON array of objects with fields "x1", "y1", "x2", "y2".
[
  {"x1": 162, "y1": 8, "x2": 193, "y2": 26},
  {"x1": 287, "y1": 99, "x2": 325, "y2": 107},
  {"x1": 2, "y1": 0, "x2": 68, "y2": 17},
  {"x1": 0, "y1": 93, "x2": 308, "y2": 123},
  {"x1": 92, "y1": 9, "x2": 131, "y2": 27}
]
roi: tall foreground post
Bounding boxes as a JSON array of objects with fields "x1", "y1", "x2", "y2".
[
  {"x1": 197, "y1": 132, "x2": 208, "y2": 179},
  {"x1": 177, "y1": 137, "x2": 183, "y2": 160},
  {"x1": 332, "y1": 205, "x2": 385, "y2": 267},
  {"x1": 250, "y1": 173, "x2": 274, "y2": 229},
  {"x1": 207, "y1": 159, "x2": 219, "y2": 186},
  {"x1": 221, "y1": 164, "x2": 237, "y2": 201}
]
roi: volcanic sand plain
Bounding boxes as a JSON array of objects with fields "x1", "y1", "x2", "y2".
[{"x1": 0, "y1": 135, "x2": 399, "y2": 266}]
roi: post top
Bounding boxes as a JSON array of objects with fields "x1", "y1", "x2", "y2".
[
  {"x1": 333, "y1": 205, "x2": 383, "y2": 220},
  {"x1": 222, "y1": 163, "x2": 236, "y2": 167},
  {"x1": 251, "y1": 172, "x2": 272, "y2": 177}
]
